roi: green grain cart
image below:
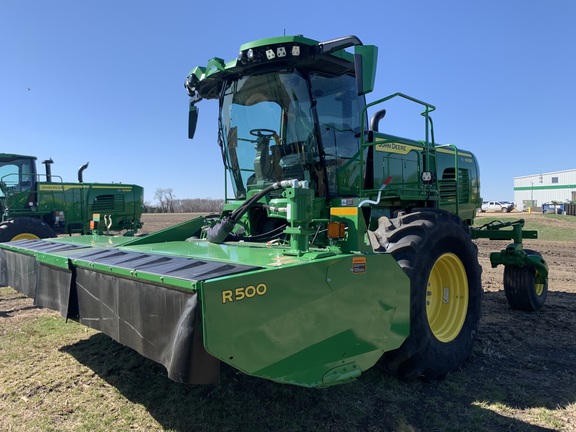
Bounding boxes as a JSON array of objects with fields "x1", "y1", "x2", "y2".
[
  {"x1": 0, "y1": 35, "x2": 548, "y2": 387},
  {"x1": 0, "y1": 153, "x2": 143, "y2": 240}
]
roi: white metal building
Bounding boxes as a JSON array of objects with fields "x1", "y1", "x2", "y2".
[{"x1": 514, "y1": 169, "x2": 576, "y2": 210}]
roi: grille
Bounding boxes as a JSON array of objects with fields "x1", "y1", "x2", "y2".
[{"x1": 91, "y1": 194, "x2": 125, "y2": 212}]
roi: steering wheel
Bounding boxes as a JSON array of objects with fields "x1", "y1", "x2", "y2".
[{"x1": 250, "y1": 128, "x2": 278, "y2": 138}]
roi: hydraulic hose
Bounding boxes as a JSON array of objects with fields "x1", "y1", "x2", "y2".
[
  {"x1": 358, "y1": 176, "x2": 393, "y2": 208},
  {"x1": 206, "y1": 179, "x2": 305, "y2": 244},
  {"x1": 205, "y1": 217, "x2": 237, "y2": 244}
]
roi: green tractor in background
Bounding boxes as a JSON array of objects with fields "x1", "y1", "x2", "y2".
[
  {"x1": 0, "y1": 35, "x2": 548, "y2": 388},
  {"x1": 0, "y1": 153, "x2": 143, "y2": 241}
]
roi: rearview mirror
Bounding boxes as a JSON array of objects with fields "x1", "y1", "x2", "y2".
[
  {"x1": 188, "y1": 104, "x2": 199, "y2": 139},
  {"x1": 354, "y1": 45, "x2": 378, "y2": 96}
]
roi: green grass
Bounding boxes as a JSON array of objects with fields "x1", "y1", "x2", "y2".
[
  {"x1": 1, "y1": 303, "x2": 573, "y2": 431},
  {"x1": 474, "y1": 213, "x2": 576, "y2": 242}
]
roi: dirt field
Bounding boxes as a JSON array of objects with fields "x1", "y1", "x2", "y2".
[
  {"x1": 471, "y1": 215, "x2": 575, "y2": 430},
  {"x1": 1, "y1": 212, "x2": 574, "y2": 431}
]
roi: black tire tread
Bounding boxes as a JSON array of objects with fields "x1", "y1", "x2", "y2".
[
  {"x1": 371, "y1": 208, "x2": 482, "y2": 380},
  {"x1": 0, "y1": 217, "x2": 56, "y2": 242},
  {"x1": 503, "y1": 249, "x2": 547, "y2": 311}
]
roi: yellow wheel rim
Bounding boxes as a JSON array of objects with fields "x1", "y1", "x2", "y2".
[
  {"x1": 426, "y1": 253, "x2": 469, "y2": 343},
  {"x1": 535, "y1": 270, "x2": 545, "y2": 296},
  {"x1": 11, "y1": 233, "x2": 40, "y2": 241}
]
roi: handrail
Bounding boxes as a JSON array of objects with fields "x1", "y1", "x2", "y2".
[
  {"x1": 362, "y1": 92, "x2": 436, "y2": 147},
  {"x1": 360, "y1": 92, "x2": 437, "y2": 196}
]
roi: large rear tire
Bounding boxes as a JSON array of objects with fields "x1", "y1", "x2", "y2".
[
  {"x1": 0, "y1": 217, "x2": 57, "y2": 242},
  {"x1": 372, "y1": 209, "x2": 482, "y2": 379},
  {"x1": 503, "y1": 249, "x2": 547, "y2": 311}
]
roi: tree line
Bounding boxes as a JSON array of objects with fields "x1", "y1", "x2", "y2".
[{"x1": 144, "y1": 188, "x2": 224, "y2": 213}]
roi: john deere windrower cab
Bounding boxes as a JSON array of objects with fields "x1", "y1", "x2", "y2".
[{"x1": 0, "y1": 35, "x2": 548, "y2": 387}]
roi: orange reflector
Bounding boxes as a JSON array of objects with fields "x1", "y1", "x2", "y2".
[
  {"x1": 327, "y1": 222, "x2": 346, "y2": 239},
  {"x1": 90, "y1": 214, "x2": 100, "y2": 230}
]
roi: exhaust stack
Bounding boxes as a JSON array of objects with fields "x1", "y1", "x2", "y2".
[
  {"x1": 42, "y1": 158, "x2": 54, "y2": 182},
  {"x1": 78, "y1": 162, "x2": 89, "y2": 183}
]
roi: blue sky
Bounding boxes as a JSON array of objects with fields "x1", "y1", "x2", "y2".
[{"x1": 1, "y1": 1, "x2": 575, "y2": 204}]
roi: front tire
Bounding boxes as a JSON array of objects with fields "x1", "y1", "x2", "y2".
[
  {"x1": 372, "y1": 209, "x2": 482, "y2": 379},
  {"x1": 0, "y1": 217, "x2": 57, "y2": 242}
]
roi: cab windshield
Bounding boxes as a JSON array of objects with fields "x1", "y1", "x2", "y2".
[
  {"x1": 220, "y1": 71, "x2": 318, "y2": 198},
  {"x1": 219, "y1": 71, "x2": 365, "y2": 199}
]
